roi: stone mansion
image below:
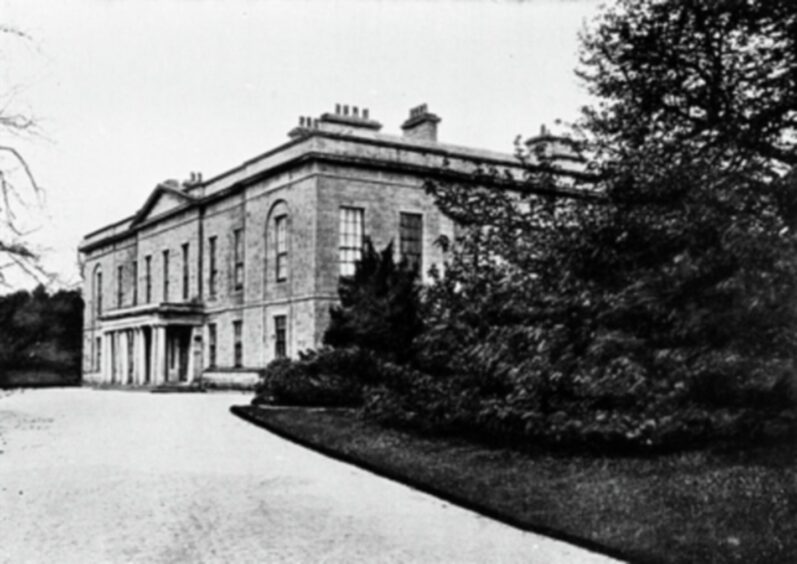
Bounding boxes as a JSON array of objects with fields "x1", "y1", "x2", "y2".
[{"x1": 79, "y1": 104, "x2": 530, "y2": 388}]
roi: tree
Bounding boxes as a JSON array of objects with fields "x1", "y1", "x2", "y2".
[
  {"x1": 415, "y1": 0, "x2": 797, "y2": 448},
  {"x1": 0, "y1": 285, "x2": 83, "y2": 385},
  {"x1": 324, "y1": 239, "x2": 423, "y2": 363},
  {"x1": 572, "y1": 0, "x2": 797, "y2": 403},
  {"x1": 0, "y1": 25, "x2": 47, "y2": 287},
  {"x1": 578, "y1": 0, "x2": 797, "y2": 177}
]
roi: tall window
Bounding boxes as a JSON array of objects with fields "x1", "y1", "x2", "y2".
[
  {"x1": 182, "y1": 243, "x2": 190, "y2": 300},
  {"x1": 208, "y1": 323, "x2": 217, "y2": 368},
  {"x1": 162, "y1": 250, "x2": 170, "y2": 302},
  {"x1": 94, "y1": 268, "x2": 103, "y2": 316},
  {"x1": 116, "y1": 265, "x2": 124, "y2": 308},
  {"x1": 275, "y1": 215, "x2": 288, "y2": 282},
  {"x1": 234, "y1": 228, "x2": 244, "y2": 291},
  {"x1": 132, "y1": 260, "x2": 138, "y2": 305},
  {"x1": 95, "y1": 336, "x2": 101, "y2": 372},
  {"x1": 339, "y1": 207, "x2": 364, "y2": 277},
  {"x1": 145, "y1": 255, "x2": 152, "y2": 303},
  {"x1": 233, "y1": 320, "x2": 243, "y2": 368},
  {"x1": 274, "y1": 315, "x2": 287, "y2": 358},
  {"x1": 399, "y1": 212, "x2": 423, "y2": 271},
  {"x1": 209, "y1": 236, "x2": 218, "y2": 298}
]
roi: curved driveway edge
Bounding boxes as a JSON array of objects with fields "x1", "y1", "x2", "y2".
[
  {"x1": 231, "y1": 405, "x2": 632, "y2": 564},
  {"x1": 2, "y1": 388, "x2": 622, "y2": 563}
]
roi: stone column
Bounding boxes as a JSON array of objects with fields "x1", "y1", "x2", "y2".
[
  {"x1": 102, "y1": 332, "x2": 112, "y2": 384},
  {"x1": 134, "y1": 329, "x2": 145, "y2": 385},
  {"x1": 119, "y1": 331, "x2": 129, "y2": 386},
  {"x1": 130, "y1": 329, "x2": 138, "y2": 385},
  {"x1": 110, "y1": 332, "x2": 118, "y2": 384},
  {"x1": 115, "y1": 332, "x2": 123, "y2": 385},
  {"x1": 151, "y1": 326, "x2": 167, "y2": 386},
  {"x1": 186, "y1": 327, "x2": 196, "y2": 383}
]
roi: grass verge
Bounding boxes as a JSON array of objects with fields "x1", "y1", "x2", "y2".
[{"x1": 232, "y1": 404, "x2": 797, "y2": 564}]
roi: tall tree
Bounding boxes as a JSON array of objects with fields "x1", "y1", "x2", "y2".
[
  {"x1": 0, "y1": 25, "x2": 47, "y2": 287},
  {"x1": 416, "y1": 0, "x2": 797, "y2": 448},
  {"x1": 572, "y1": 0, "x2": 797, "y2": 400}
]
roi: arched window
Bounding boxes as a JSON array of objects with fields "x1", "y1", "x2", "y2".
[
  {"x1": 267, "y1": 201, "x2": 290, "y2": 283},
  {"x1": 93, "y1": 265, "x2": 103, "y2": 318}
]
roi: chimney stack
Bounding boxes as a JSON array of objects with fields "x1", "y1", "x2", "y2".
[
  {"x1": 289, "y1": 104, "x2": 383, "y2": 138},
  {"x1": 401, "y1": 103, "x2": 441, "y2": 142}
]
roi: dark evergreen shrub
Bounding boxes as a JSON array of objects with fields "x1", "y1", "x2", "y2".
[{"x1": 324, "y1": 239, "x2": 423, "y2": 363}]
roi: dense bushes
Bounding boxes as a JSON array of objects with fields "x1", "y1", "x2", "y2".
[
  {"x1": 253, "y1": 347, "x2": 377, "y2": 407},
  {"x1": 0, "y1": 286, "x2": 83, "y2": 386}
]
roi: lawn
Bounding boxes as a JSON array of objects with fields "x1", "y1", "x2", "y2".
[{"x1": 232, "y1": 405, "x2": 797, "y2": 564}]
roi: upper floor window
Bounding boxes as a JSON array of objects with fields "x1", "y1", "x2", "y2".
[
  {"x1": 162, "y1": 250, "x2": 170, "y2": 302},
  {"x1": 182, "y1": 243, "x2": 190, "y2": 300},
  {"x1": 275, "y1": 215, "x2": 288, "y2": 282},
  {"x1": 94, "y1": 267, "x2": 103, "y2": 317},
  {"x1": 132, "y1": 260, "x2": 138, "y2": 306},
  {"x1": 116, "y1": 265, "x2": 124, "y2": 308},
  {"x1": 234, "y1": 228, "x2": 244, "y2": 291},
  {"x1": 339, "y1": 207, "x2": 364, "y2": 277},
  {"x1": 145, "y1": 255, "x2": 152, "y2": 303},
  {"x1": 209, "y1": 236, "x2": 218, "y2": 298},
  {"x1": 399, "y1": 212, "x2": 423, "y2": 271}
]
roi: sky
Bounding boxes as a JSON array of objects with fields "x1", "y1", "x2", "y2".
[{"x1": 0, "y1": 0, "x2": 602, "y2": 290}]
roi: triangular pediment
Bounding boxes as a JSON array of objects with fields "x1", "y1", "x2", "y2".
[{"x1": 131, "y1": 183, "x2": 196, "y2": 227}]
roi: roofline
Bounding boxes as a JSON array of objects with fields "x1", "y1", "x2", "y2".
[
  {"x1": 80, "y1": 129, "x2": 592, "y2": 253},
  {"x1": 82, "y1": 214, "x2": 135, "y2": 240},
  {"x1": 200, "y1": 129, "x2": 523, "y2": 189}
]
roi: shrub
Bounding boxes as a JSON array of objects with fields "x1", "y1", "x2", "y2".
[
  {"x1": 324, "y1": 239, "x2": 423, "y2": 363},
  {"x1": 252, "y1": 347, "x2": 380, "y2": 407}
]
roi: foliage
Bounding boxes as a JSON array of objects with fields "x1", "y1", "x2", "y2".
[
  {"x1": 578, "y1": 0, "x2": 797, "y2": 173},
  {"x1": 369, "y1": 0, "x2": 797, "y2": 450},
  {"x1": 0, "y1": 285, "x2": 83, "y2": 384},
  {"x1": 251, "y1": 1, "x2": 797, "y2": 449},
  {"x1": 324, "y1": 239, "x2": 423, "y2": 363},
  {"x1": 253, "y1": 347, "x2": 379, "y2": 407}
]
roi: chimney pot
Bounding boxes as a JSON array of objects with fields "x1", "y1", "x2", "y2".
[
  {"x1": 363, "y1": 108, "x2": 369, "y2": 119},
  {"x1": 353, "y1": 106, "x2": 359, "y2": 117},
  {"x1": 335, "y1": 103, "x2": 341, "y2": 114}
]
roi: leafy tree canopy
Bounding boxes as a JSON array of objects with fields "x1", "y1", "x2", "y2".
[
  {"x1": 578, "y1": 0, "x2": 797, "y2": 178},
  {"x1": 413, "y1": 0, "x2": 797, "y2": 448}
]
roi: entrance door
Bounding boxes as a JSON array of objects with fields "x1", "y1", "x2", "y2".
[{"x1": 178, "y1": 331, "x2": 190, "y2": 382}]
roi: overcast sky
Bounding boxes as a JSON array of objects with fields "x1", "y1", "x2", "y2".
[{"x1": 0, "y1": 0, "x2": 601, "y2": 290}]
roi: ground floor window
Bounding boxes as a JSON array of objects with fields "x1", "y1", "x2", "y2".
[
  {"x1": 274, "y1": 315, "x2": 287, "y2": 358},
  {"x1": 95, "y1": 336, "x2": 101, "y2": 372},
  {"x1": 207, "y1": 323, "x2": 217, "y2": 368},
  {"x1": 233, "y1": 320, "x2": 243, "y2": 368}
]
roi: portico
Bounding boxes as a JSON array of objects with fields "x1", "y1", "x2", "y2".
[{"x1": 98, "y1": 303, "x2": 203, "y2": 386}]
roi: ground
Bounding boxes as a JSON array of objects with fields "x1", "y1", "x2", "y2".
[{"x1": 0, "y1": 388, "x2": 617, "y2": 564}]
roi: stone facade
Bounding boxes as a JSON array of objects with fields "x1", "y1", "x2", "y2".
[{"x1": 79, "y1": 104, "x2": 527, "y2": 387}]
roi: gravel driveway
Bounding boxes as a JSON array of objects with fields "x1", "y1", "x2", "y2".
[{"x1": 0, "y1": 388, "x2": 618, "y2": 563}]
